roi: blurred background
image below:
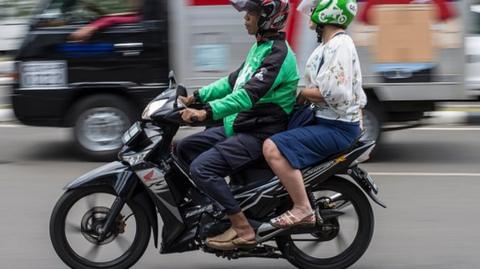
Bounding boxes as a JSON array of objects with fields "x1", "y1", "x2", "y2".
[{"x1": 0, "y1": 0, "x2": 480, "y2": 268}]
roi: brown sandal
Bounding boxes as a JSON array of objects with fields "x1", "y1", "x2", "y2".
[
  {"x1": 270, "y1": 210, "x2": 316, "y2": 229},
  {"x1": 206, "y1": 228, "x2": 257, "y2": 251}
]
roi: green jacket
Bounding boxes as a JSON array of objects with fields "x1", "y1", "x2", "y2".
[{"x1": 195, "y1": 33, "x2": 299, "y2": 138}]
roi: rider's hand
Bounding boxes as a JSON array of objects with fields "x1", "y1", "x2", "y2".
[
  {"x1": 179, "y1": 95, "x2": 196, "y2": 107},
  {"x1": 180, "y1": 108, "x2": 207, "y2": 123}
]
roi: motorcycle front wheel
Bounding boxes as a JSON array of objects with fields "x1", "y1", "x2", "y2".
[
  {"x1": 276, "y1": 176, "x2": 374, "y2": 269},
  {"x1": 50, "y1": 186, "x2": 151, "y2": 269}
]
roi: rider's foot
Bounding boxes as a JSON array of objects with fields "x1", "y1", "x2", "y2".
[
  {"x1": 232, "y1": 224, "x2": 256, "y2": 242},
  {"x1": 206, "y1": 226, "x2": 257, "y2": 250}
]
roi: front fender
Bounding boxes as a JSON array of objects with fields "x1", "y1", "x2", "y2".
[{"x1": 65, "y1": 161, "x2": 130, "y2": 192}]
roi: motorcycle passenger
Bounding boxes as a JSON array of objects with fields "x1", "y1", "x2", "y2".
[
  {"x1": 176, "y1": 0, "x2": 299, "y2": 250},
  {"x1": 263, "y1": 0, "x2": 367, "y2": 228}
]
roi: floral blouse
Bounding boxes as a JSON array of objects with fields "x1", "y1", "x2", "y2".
[{"x1": 304, "y1": 33, "x2": 367, "y2": 123}]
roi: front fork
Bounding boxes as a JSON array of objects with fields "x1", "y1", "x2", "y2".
[{"x1": 98, "y1": 171, "x2": 138, "y2": 241}]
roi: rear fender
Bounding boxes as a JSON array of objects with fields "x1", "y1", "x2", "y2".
[{"x1": 64, "y1": 161, "x2": 160, "y2": 248}]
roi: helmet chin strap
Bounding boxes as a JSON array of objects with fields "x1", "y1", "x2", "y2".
[{"x1": 316, "y1": 24, "x2": 325, "y2": 43}]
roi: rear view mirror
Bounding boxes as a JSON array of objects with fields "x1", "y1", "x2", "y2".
[
  {"x1": 174, "y1": 84, "x2": 188, "y2": 109},
  {"x1": 168, "y1": 71, "x2": 177, "y2": 89}
]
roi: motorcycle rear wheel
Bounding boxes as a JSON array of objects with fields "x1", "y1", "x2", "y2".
[
  {"x1": 50, "y1": 186, "x2": 151, "y2": 269},
  {"x1": 276, "y1": 176, "x2": 374, "y2": 269}
]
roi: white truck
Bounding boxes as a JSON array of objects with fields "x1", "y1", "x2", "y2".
[{"x1": 169, "y1": 0, "x2": 479, "y2": 144}]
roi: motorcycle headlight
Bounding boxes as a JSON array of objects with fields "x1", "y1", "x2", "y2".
[{"x1": 142, "y1": 99, "x2": 168, "y2": 120}]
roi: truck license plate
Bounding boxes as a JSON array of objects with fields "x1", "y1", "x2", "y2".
[{"x1": 20, "y1": 61, "x2": 67, "y2": 88}]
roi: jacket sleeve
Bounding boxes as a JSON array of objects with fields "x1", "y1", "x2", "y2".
[
  {"x1": 196, "y1": 63, "x2": 244, "y2": 103},
  {"x1": 207, "y1": 41, "x2": 288, "y2": 120}
]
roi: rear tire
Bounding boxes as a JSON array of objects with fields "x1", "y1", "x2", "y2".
[
  {"x1": 362, "y1": 99, "x2": 384, "y2": 159},
  {"x1": 276, "y1": 177, "x2": 374, "y2": 269},
  {"x1": 69, "y1": 94, "x2": 137, "y2": 161},
  {"x1": 50, "y1": 186, "x2": 150, "y2": 269}
]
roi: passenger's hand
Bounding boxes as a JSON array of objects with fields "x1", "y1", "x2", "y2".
[
  {"x1": 359, "y1": 109, "x2": 365, "y2": 131},
  {"x1": 301, "y1": 88, "x2": 325, "y2": 104},
  {"x1": 180, "y1": 108, "x2": 207, "y2": 123},
  {"x1": 296, "y1": 93, "x2": 307, "y2": 104},
  {"x1": 69, "y1": 26, "x2": 97, "y2": 42},
  {"x1": 178, "y1": 95, "x2": 195, "y2": 107}
]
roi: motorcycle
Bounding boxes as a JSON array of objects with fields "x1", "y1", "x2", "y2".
[{"x1": 50, "y1": 72, "x2": 386, "y2": 269}]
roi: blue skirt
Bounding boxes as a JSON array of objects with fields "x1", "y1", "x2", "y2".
[{"x1": 270, "y1": 118, "x2": 361, "y2": 170}]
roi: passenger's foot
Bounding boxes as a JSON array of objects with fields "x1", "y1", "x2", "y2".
[{"x1": 270, "y1": 207, "x2": 316, "y2": 229}]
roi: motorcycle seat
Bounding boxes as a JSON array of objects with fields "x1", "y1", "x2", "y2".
[{"x1": 230, "y1": 159, "x2": 276, "y2": 195}]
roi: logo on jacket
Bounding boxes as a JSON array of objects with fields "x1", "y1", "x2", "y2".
[{"x1": 255, "y1": 67, "x2": 268, "y2": 81}]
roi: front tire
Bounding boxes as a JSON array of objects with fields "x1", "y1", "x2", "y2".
[
  {"x1": 276, "y1": 177, "x2": 374, "y2": 269},
  {"x1": 50, "y1": 186, "x2": 150, "y2": 269}
]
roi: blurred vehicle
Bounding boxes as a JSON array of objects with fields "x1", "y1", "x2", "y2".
[
  {"x1": 11, "y1": 0, "x2": 168, "y2": 160},
  {"x1": 9, "y1": 0, "x2": 480, "y2": 160}
]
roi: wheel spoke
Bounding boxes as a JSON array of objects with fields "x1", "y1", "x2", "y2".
[
  {"x1": 115, "y1": 235, "x2": 132, "y2": 251},
  {"x1": 85, "y1": 195, "x2": 98, "y2": 210},
  {"x1": 84, "y1": 243, "x2": 101, "y2": 261},
  {"x1": 335, "y1": 200, "x2": 351, "y2": 210},
  {"x1": 65, "y1": 222, "x2": 82, "y2": 234},
  {"x1": 335, "y1": 232, "x2": 348, "y2": 252},
  {"x1": 337, "y1": 202, "x2": 356, "y2": 218},
  {"x1": 302, "y1": 240, "x2": 323, "y2": 253}
]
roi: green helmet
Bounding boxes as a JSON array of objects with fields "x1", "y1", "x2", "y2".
[{"x1": 311, "y1": 0, "x2": 358, "y2": 28}]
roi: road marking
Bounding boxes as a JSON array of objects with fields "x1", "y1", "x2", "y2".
[
  {"x1": 412, "y1": 127, "x2": 480, "y2": 131},
  {"x1": 0, "y1": 124, "x2": 23, "y2": 128},
  {"x1": 370, "y1": 172, "x2": 480, "y2": 177}
]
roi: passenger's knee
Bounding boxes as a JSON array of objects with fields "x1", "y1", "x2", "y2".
[{"x1": 263, "y1": 139, "x2": 278, "y2": 162}]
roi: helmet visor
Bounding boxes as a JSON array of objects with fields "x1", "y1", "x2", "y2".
[
  {"x1": 297, "y1": 0, "x2": 319, "y2": 16},
  {"x1": 230, "y1": 0, "x2": 261, "y2": 12}
]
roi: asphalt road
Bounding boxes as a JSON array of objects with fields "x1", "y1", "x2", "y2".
[{"x1": 0, "y1": 124, "x2": 479, "y2": 269}]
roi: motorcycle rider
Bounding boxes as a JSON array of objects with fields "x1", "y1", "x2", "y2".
[
  {"x1": 176, "y1": 0, "x2": 299, "y2": 250},
  {"x1": 263, "y1": 0, "x2": 367, "y2": 228}
]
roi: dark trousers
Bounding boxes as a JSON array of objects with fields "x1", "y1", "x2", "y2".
[{"x1": 176, "y1": 127, "x2": 263, "y2": 214}]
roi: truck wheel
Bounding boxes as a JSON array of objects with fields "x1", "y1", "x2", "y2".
[
  {"x1": 70, "y1": 95, "x2": 136, "y2": 161},
  {"x1": 362, "y1": 100, "x2": 384, "y2": 157}
]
